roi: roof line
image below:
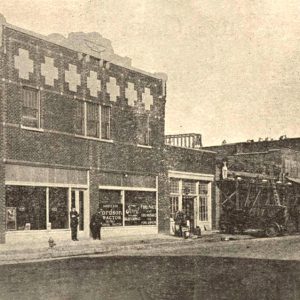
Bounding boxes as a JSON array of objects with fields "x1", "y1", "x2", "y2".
[{"x1": 3, "y1": 22, "x2": 167, "y2": 81}]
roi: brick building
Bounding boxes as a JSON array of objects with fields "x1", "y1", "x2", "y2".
[{"x1": 0, "y1": 16, "x2": 217, "y2": 244}]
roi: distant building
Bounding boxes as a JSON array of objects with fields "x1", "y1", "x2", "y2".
[{"x1": 165, "y1": 133, "x2": 202, "y2": 149}]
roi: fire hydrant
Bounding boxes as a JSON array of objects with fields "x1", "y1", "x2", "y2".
[{"x1": 48, "y1": 237, "x2": 56, "y2": 248}]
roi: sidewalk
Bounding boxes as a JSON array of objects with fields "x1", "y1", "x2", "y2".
[
  {"x1": 3, "y1": 232, "x2": 291, "y2": 265},
  {"x1": 0, "y1": 233, "x2": 203, "y2": 265}
]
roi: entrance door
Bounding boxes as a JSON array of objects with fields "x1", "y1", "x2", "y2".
[
  {"x1": 71, "y1": 190, "x2": 85, "y2": 231},
  {"x1": 182, "y1": 197, "x2": 195, "y2": 232}
]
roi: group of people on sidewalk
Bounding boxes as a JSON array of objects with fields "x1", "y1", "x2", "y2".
[{"x1": 69, "y1": 207, "x2": 104, "y2": 241}]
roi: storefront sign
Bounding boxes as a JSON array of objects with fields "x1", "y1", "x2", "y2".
[
  {"x1": 125, "y1": 204, "x2": 141, "y2": 225},
  {"x1": 140, "y1": 204, "x2": 156, "y2": 225},
  {"x1": 99, "y1": 203, "x2": 123, "y2": 226},
  {"x1": 125, "y1": 204, "x2": 156, "y2": 225}
]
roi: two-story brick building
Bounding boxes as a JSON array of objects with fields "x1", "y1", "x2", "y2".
[{"x1": 0, "y1": 15, "x2": 217, "y2": 244}]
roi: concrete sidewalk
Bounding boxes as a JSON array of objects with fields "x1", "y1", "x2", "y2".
[
  {"x1": 0, "y1": 232, "x2": 261, "y2": 265},
  {"x1": 0, "y1": 233, "x2": 202, "y2": 264}
]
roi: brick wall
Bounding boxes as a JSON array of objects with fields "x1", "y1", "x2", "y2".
[
  {"x1": 0, "y1": 23, "x2": 170, "y2": 239},
  {"x1": 165, "y1": 145, "x2": 216, "y2": 175}
]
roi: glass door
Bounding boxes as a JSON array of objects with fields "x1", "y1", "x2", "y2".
[{"x1": 71, "y1": 190, "x2": 85, "y2": 231}]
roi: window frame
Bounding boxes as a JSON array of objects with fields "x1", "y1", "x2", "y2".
[
  {"x1": 74, "y1": 100, "x2": 85, "y2": 136},
  {"x1": 86, "y1": 101, "x2": 100, "y2": 138},
  {"x1": 100, "y1": 105, "x2": 111, "y2": 140},
  {"x1": 137, "y1": 113, "x2": 151, "y2": 146},
  {"x1": 21, "y1": 86, "x2": 41, "y2": 129}
]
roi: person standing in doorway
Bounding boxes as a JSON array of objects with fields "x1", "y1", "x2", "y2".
[{"x1": 70, "y1": 207, "x2": 79, "y2": 241}]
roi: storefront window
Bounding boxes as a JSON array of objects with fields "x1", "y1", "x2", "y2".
[
  {"x1": 99, "y1": 190, "x2": 123, "y2": 226},
  {"x1": 6, "y1": 186, "x2": 46, "y2": 230},
  {"x1": 199, "y1": 197, "x2": 208, "y2": 221},
  {"x1": 49, "y1": 188, "x2": 68, "y2": 229},
  {"x1": 199, "y1": 182, "x2": 209, "y2": 221},
  {"x1": 125, "y1": 191, "x2": 156, "y2": 226}
]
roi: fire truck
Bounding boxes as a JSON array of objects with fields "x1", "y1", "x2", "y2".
[{"x1": 218, "y1": 171, "x2": 296, "y2": 237}]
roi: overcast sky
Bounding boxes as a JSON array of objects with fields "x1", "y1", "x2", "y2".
[{"x1": 1, "y1": 0, "x2": 300, "y2": 145}]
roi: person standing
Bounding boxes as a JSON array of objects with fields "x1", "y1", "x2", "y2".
[
  {"x1": 95, "y1": 208, "x2": 104, "y2": 240},
  {"x1": 70, "y1": 207, "x2": 79, "y2": 241},
  {"x1": 90, "y1": 213, "x2": 97, "y2": 240}
]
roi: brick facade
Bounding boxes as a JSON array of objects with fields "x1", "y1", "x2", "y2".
[
  {"x1": 0, "y1": 19, "x2": 218, "y2": 242},
  {"x1": 0, "y1": 20, "x2": 170, "y2": 243}
]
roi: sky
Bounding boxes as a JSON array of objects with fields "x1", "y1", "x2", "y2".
[{"x1": 1, "y1": 0, "x2": 300, "y2": 146}]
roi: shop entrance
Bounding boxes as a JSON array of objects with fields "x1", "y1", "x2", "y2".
[
  {"x1": 182, "y1": 196, "x2": 195, "y2": 232},
  {"x1": 71, "y1": 190, "x2": 85, "y2": 231}
]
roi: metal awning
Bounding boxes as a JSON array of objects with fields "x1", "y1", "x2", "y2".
[
  {"x1": 286, "y1": 177, "x2": 300, "y2": 185},
  {"x1": 228, "y1": 170, "x2": 275, "y2": 180}
]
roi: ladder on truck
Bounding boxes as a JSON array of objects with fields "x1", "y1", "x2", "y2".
[{"x1": 271, "y1": 179, "x2": 281, "y2": 206}]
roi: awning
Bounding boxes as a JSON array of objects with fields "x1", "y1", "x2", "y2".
[
  {"x1": 286, "y1": 177, "x2": 300, "y2": 185},
  {"x1": 228, "y1": 170, "x2": 275, "y2": 180}
]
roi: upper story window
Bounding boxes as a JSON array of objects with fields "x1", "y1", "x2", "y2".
[
  {"x1": 137, "y1": 114, "x2": 151, "y2": 146},
  {"x1": 22, "y1": 87, "x2": 40, "y2": 128},
  {"x1": 86, "y1": 102, "x2": 100, "y2": 138},
  {"x1": 74, "y1": 100, "x2": 85, "y2": 135},
  {"x1": 101, "y1": 106, "x2": 111, "y2": 140}
]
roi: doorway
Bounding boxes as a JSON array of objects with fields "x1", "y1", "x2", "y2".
[
  {"x1": 71, "y1": 189, "x2": 85, "y2": 231},
  {"x1": 182, "y1": 196, "x2": 195, "y2": 232}
]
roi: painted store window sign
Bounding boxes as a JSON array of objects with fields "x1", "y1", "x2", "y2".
[
  {"x1": 99, "y1": 203, "x2": 123, "y2": 227},
  {"x1": 125, "y1": 191, "x2": 156, "y2": 226},
  {"x1": 99, "y1": 190, "x2": 157, "y2": 226}
]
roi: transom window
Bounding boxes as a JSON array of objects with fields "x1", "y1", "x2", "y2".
[
  {"x1": 182, "y1": 180, "x2": 197, "y2": 195},
  {"x1": 22, "y1": 87, "x2": 40, "y2": 128},
  {"x1": 170, "y1": 179, "x2": 180, "y2": 194}
]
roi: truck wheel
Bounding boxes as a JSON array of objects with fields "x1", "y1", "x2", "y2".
[{"x1": 265, "y1": 225, "x2": 279, "y2": 237}]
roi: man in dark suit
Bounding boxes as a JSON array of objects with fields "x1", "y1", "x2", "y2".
[{"x1": 70, "y1": 207, "x2": 79, "y2": 241}]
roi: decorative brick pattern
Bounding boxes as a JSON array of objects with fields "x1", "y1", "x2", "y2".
[
  {"x1": 41, "y1": 56, "x2": 58, "y2": 86},
  {"x1": 65, "y1": 63, "x2": 81, "y2": 92},
  {"x1": 142, "y1": 87, "x2": 153, "y2": 111},
  {"x1": 87, "y1": 70, "x2": 101, "y2": 97},
  {"x1": 14, "y1": 48, "x2": 33, "y2": 80},
  {"x1": 125, "y1": 82, "x2": 137, "y2": 106},
  {"x1": 106, "y1": 76, "x2": 120, "y2": 102}
]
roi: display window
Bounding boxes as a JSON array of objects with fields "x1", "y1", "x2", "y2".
[
  {"x1": 99, "y1": 190, "x2": 123, "y2": 227},
  {"x1": 125, "y1": 191, "x2": 156, "y2": 226},
  {"x1": 98, "y1": 189, "x2": 157, "y2": 227},
  {"x1": 5, "y1": 185, "x2": 82, "y2": 231},
  {"x1": 49, "y1": 188, "x2": 68, "y2": 229},
  {"x1": 6, "y1": 186, "x2": 46, "y2": 230}
]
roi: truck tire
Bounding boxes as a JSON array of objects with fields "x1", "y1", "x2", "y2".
[{"x1": 265, "y1": 224, "x2": 279, "y2": 237}]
